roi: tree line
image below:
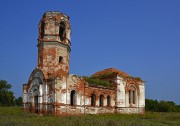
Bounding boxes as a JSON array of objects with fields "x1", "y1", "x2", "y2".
[
  {"x1": 0, "y1": 80, "x2": 22, "y2": 106},
  {"x1": 1, "y1": 79, "x2": 180, "y2": 112},
  {"x1": 145, "y1": 99, "x2": 180, "y2": 112}
]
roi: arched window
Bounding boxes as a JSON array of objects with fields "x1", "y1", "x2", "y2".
[
  {"x1": 133, "y1": 90, "x2": 136, "y2": 104},
  {"x1": 33, "y1": 89, "x2": 39, "y2": 113},
  {"x1": 99, "y1": 95, "x2": 104, "y2": 107},
  {"x1": 107, "y1": 95, "x2": 111, "y2": 107},
  {"x1": 128, "y1": 85, "x2": 136, "y2": 105},
  {"x1": 59, "y1": 21, "x2": 66, "y2": 41},
  {"x1": 41, "y1": 21, "x2": 45, "y2": 39},
  {"x1": 34, "y1": 96, "x2": 38, "y2": 113},
  {"x1": 129, "y1": 90, "x2": 131, "y2": 104},
  {"x1": 91, "y1": 93, "x2": 96, "y2": 107},
  {"x1": 70, "y1": 90, "x2": 76, "y2": 106}
]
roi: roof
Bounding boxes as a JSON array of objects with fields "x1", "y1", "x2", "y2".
[{"x1": 92, "y1": 68, "x2": 129, "y2": 77}]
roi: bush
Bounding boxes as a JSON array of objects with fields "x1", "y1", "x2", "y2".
[
  {"x1": 145, "y1": 99, "x2": 180, "y2": 112},
  {"x1": 83, "y1": 76, "x2": 114, "y2": 88}
]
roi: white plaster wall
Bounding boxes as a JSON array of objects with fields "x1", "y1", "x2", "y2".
[
  {"x1": 39, "y1": 85, "x2": 42, "y2": 103},
  {"x1": 116, "y1": 76, "x2": 126, "y2": 107},
  {"x1": 116, "y1": 108, "x2": 140, "y2": 114},
  {"x1": 76, "y1": 94, "x2": 80, "y2": 105},
  {"x1": 42, "y1": 84, "x2": 47, "y2": 103},
  {"x1": 138, "y1": 83, "x2": 145, "y2": 107},
  {"x1": 55, "y1": 77, "x2": 67, "y2": 104},
  {"x1": 103, "y1": 98, "x2": 107, "y2": 106},
  {"x1": 66, "y1": 75, "x2": 85, "y2": 106},
  {"x1": 26, "y1": 70, "x2": 48, "y2": 105},
  {"x1": 61, "y1": 93, "x2": 66, "y2": 104},
  {"x1": 125, "y1": 92, "x2": 129, "y2": 107},
  {"x1": 85, "y1": 97, "x2": 90, "y2": 105},
  {"x1": 23, "y1": 93, "x2": 27, "y2": 103},
  {"x1": 111, "y1": 99, "x2": 115, "y2": 106},
  {"x1": 81, "y1": 95, "x2": 83, "y2": 106}
]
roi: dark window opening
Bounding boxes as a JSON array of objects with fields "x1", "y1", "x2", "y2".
[
  {"x1": 34, "y1": 95, "x2": 38, "y2": 113},
  {"x1": 133, "y1": 90, "x2": 136, "y2": 104},
  {"x1": 91, "y1": 93, "x2": 96, "y2": 107},
  {"x1": 59, "y1": 22, "x2": 66, "y2": 41},
  {"x1": 59, "y1": 56, "x2": 63, "y2": 63},
  {"x1": 41, "y1": 21, "x2": 45, "y2": 39},
  {"x1": 107, "y1": 95, "x2": 111, "y2": 107},
  {"x1": 129, "y1": 86, "x2": 136, "y2": 105},
  {"x1": 70, "y1": 90, "x2": 76, "y2": 106},
  {"x1": 99, "y1": 95, "x2": 104, "y2": 107},
  {"x1": 129, "y1": 90, "x2": 131, "y2": 104}
]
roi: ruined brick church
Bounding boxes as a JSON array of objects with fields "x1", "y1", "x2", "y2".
[{"x1": 23, "y1": 11, "x2": 145, "y2": 115}]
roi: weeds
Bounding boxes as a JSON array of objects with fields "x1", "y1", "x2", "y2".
[{"x1": 0, "y1": 107, "x2": 180, "y2": 126}]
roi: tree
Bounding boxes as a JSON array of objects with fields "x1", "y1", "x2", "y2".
[
  {"x1": 14, "y1": 96, "x2": 22, "y2": 106},
  {"x1": 145, "y1": 99, "x2": 180, "y2": 112},
  {"x1": 145, "y1": 99, "x2": 159, "y2": 111},
  {"x1": 0, "y1": 80, "x2": 15, "y2": 106}
]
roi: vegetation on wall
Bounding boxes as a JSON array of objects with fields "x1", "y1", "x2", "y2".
[
  {"x1": 125, "y1": 76, "x2": 142, "y2": 82},
  {"x1": 92, "y1": 72, "x2": 116, "y2": 79},
  {"x1": 84, "y1": 71, "x2": 143, "y2": 87},
  {"x1": 83, "y1": 76, "x2": 114, "y2": 88}
]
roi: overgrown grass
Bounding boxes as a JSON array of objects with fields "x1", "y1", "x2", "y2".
[
  {"x1": 0, "y1": 107, "x2": 180, "y2": 126},
  {"x1": 84, "y1": 76, "x2": 114, "y2": 88}
]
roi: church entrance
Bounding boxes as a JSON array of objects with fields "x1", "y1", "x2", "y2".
[{"x1": 34, "y1": 96, "x2": 38, "y2": 113}]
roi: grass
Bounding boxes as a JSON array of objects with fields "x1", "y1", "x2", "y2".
[
  {"x1": 0, "y1": 107, "x2": 180, "y2": 126},
  {"x1": 83, "y1": 76, "x2": 114, "y2": 88}
]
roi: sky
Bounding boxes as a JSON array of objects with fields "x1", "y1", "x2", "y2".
[{"x1": 0, "y1": 0, "x2": 180, "y2": 104}]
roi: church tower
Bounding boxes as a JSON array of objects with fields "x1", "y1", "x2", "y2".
[
  {"x1": 23, "y1": 11, "x2": 145, "y2": 115},
  {"x1": 37, "y1": 11, "x2": 71, "y2": 78}
]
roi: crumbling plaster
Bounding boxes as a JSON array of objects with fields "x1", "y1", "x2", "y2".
[{"x1": 23, "y1": 11, "x2": 145, "y2": 115}]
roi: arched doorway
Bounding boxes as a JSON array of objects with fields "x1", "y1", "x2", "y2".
[
  {"x1": 28, "y1": 71, "x2": 45, "y2": 114},
  {"x1": 70, "y1": 90, "x2": 76, "y2": 106},
  {"x1": 107, "y1": 95, "x2": 111, "y2": 107},
  {"x1": 34, "y1": 96, "x2": 38, "y2": 113},
  {"x1": 99, "y1": 95, "x2": 104, "y2": 107},
  {"x1": 33, "y1": 88, "x2": 39, "y2": 113},
  {"x1": 91, "y1": 93, "x2": 96, "y2": 107}
]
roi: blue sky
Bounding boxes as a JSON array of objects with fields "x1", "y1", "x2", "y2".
[{"x1": 0, "y1": 0, "x2": 180, "y2": 104}]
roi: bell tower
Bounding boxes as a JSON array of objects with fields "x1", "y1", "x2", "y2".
[{"x1": 37, "y1": 11, "x2": 71, "y2": 78}]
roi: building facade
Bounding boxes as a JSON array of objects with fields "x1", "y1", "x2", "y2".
[{"x1": 23, "y1": 11, "x2": 145, "y2": 115}]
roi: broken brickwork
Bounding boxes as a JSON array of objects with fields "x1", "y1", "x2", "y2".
[{"x1": 23, "y1": 11, "x2": 145, "y2": 115}]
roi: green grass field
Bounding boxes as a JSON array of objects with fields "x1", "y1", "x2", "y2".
[{"x1": 0, "y1": 107, "x2": 180, "y2": 126}]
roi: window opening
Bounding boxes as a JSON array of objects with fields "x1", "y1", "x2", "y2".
[
  {"x1": 128, "y1": 85, "x2": 136, "y2": 105},
  {"x1": 34, "y1": 96, "x2": 38, "y2": 113},
  {"x1": 133, "y1": 90, "x2": 136, "y2": 104},
  {"x1": 59, "y1": 56, "x2": 63, "y2": 63},
  {"x1": 99, "y1": 95, "x2": 104, "y2": 107},
  {"x1": 91, "y1": 93, "x2": 96, "y2": 107},
  {"x1": 107, "y1": 95, "x2": 111, "y2": 107},
  {"x1": 129, "y1": 90, "x2": 131, "y2": 104},
  {"x1": 41, "y1": 21, "x2": 45, "y2": 39},
  {"x1": 70, "y1": 90, "x2": 76, "y2": 106},
  {"x1": 59, "y1": 22, "x2": 66, "y2": 41}
]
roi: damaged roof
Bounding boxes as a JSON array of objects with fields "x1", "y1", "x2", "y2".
[{"x1": 92, "y1": 68, "x2": 129, "y2": 78}]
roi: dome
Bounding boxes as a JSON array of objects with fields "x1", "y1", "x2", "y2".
[{"x1": 92, "y1": 68, "x2": 129, "y2": 77}]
